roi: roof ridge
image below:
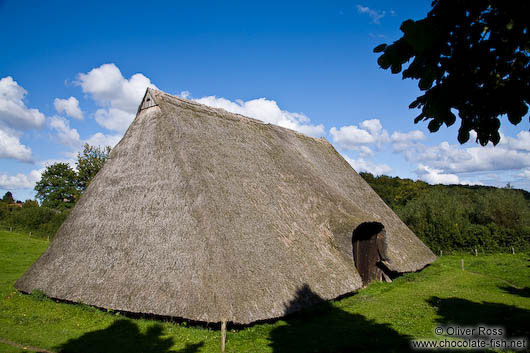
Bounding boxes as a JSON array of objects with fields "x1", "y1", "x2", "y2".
[{"x1": 149, "y1": 88, "x2": 330, "y2": 144}]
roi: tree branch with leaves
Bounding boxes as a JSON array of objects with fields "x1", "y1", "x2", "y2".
[
  {"x1": 76, "y1": 144, "x2": 112, "y2": 192},
  {"x1": 375, "y1": 0, "x2": 530, "y2": 145}
]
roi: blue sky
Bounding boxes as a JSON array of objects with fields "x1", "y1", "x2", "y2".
[{"x1": 1, "y1": 1, "x2": 530, "y2": 201}]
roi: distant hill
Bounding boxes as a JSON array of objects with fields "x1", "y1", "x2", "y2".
[{"x1": 360, "y1": 173, "x2": 530, "y2": 253}]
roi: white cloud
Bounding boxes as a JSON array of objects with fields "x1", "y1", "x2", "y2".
[
  {"x1": 49, "y1": 116, "x2": 81, "y2": 147},
  {"x1": 356, "y1": 5, "x2": 385, "y2": 24},
  {"x1": 0, "y1": 127, "x2": 32, "y2": 162},
  {"x1": 0, "y1": 156, "x2": 89, "y2": 192},
  {"x1": 54, "y1": 96, "x2": 83, "y2": 120},
  {"x1": 415, "y1": 164, "x2": 484, "y2": 186},
  {"x1": 85, "y1": 132, "x2": 122, "y2": 148},
  {"x1": 518, "y1": 169, "x2": 530, "y2": 180},
  {"x1": 39, "y1": 158, "x2": 77, "y2": 170},
  {"x1": 344, "y1": 155, "x2": 391, "y2": 175},
  {"x1": 0, "y1": 76, "x2": 45, "y2": 130},
  {"x1": 194, "y1": 95, "x2": 325, "y2": 137},
  {"x1": 179, "y1": 91, "x2": 191, "y2": 99},
  {"x1": 390, "y1": 130, "x2": 426, "y2": 153},
  {"x1": 356, "y1": 145, "x2": 375, "y2": 157},
  {"x1": 0, "y1": 169, "x2": 41, "y2": 190},
  {"x1": 78, "y1": 64, "x2": 323, "y2": 136},
  {"x1": 416, "y1": 140, "x2": 530, "y2": 174},
  {"x1": 93, "y1": 107, "x2": 135, "y2": 132},
  {"x1": 387, "y1": 128, "x2": 530, "y2": 185},
  {"x1": 391, "y1": 130, "x2": 426, "y2": 143},
  {"x1": 415, "y1": 164, "x2": 459, "y2": 185},
  {"x1": 502, "y1": 131, "x2": 530, "y2": 152},
  {"x1": 462, "y1": 180, "x2": 485, "y2": 186},
  {"x1": 77, "y1": 63, "x2": 157, "y2": 133},
  {"x1": 360, "y1": 119, "x2": 382, "y2": 135},
  {"x1": 49, "y1": 115, "x2": 120, "y2": 150},
  {"x1": 329, "y1": 119, "x2": 389, "y2": 155},
  {"x1": 332, "y1": 125, "x2": 374, "y2": 145}
]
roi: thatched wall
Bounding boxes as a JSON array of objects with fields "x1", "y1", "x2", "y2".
[{"x1": 16, "y1": 89, "x2": 435, "y2": 324}]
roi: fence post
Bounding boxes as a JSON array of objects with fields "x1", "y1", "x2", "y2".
[
  {"x1": 474, "y1": 248, "x2": 478, "y2": 256},
  {"x1": 221, "y1": 319, "x2": 227, "y2": 352},
  {"x1": 461, "y1": 259, "x2": 464, "y2": 271},
  {"x1": 512, "y1": 247, "x2": 515, "y2": 255}
]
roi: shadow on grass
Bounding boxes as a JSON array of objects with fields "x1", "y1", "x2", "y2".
[
  {"x1": 499, "y1": 285, "x2": 530, "y2": 299},
  {"x1": 268, "y1": 284, "x2": 412, "y2": 353},
  {"x1": 55, "y1": 319, "x2": 203, "y2": 353},
  {"x1": 427, "y1": 296, "x2": 530, "y2": 337}
]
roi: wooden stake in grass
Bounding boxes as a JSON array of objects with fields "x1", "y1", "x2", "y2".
[
  {"x1": 512, "y1": 247, "x2": 515, "y2": 255},
  {"x1": 461, "y1": 259, "x2": 464, "y2": 271},
  {"x1": 474, "y1": 248, "x2": 478, "y2": 256},
  {"x1": 440, "y1": 250, "x2": 443, "y2": 256},
  {"x1": 221, "y1": 319, "x2": 227, "y2": 352}
]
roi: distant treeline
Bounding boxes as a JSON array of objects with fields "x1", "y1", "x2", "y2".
[
  {"x1": 0, "y1": 199, "x2": 69, "y2": 238},
  {"x1": 0, "y1": 144, "x2": 111, "y2": 239},
  {"x1": 360, "y1": 173, "x2": 530, "y2": 253}
]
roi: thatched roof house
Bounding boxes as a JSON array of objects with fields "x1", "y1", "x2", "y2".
[{"x1": 16, "y1": 89, "x2": 435, "y2": 324}]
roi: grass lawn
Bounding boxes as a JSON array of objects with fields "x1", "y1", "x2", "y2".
[{"x1": 0, "y1": 230, "x2": 529, "y2": 352}]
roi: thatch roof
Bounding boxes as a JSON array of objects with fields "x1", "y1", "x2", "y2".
[{"x1": 16, "y1": 89, "x2": 435, "y2": 324}]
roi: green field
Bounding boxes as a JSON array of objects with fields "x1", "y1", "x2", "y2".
[{"x1": 0, "y1": 230, "x2": 528, "y2": 353}]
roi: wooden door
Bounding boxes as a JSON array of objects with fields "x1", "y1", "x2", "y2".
[{"x1": 352, "y1": 222, "x2": 385, "y2": 285}]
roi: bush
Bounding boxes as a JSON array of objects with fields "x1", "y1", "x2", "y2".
[{"x1": 0, "y1": 206, "x2": 69, "y2": 239}]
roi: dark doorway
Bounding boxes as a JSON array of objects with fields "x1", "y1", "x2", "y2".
[{"x1": 352, "y1": 222, "x2": 389, "y2": 285}]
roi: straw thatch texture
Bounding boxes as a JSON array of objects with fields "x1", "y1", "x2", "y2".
[{"x1": 16, "y1": 89, "x2": 435, "y2": 324}]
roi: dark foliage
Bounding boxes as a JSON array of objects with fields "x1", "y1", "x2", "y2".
[
  {"x1": 22, "y1": 199, "x2": 39, "y2": 208},
  {"x1": 375, "y1": 0, "x2": 530, "y2": 145},
  {"x1": 360, "y1": 172, "x2": 429, "y2": 209},
  {"x1": 361, "y1": 173, "x2": 530, "y2": 252},
  {"x1": 2, "y1": 191, "x2": 14, "y2": 204}
]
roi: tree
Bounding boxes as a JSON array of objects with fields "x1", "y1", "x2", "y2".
[
  {"x1": 22, "y1": 199, "x2": 39, "y2": 208},
  {"x1": 2, "y1": 191, "x2": 15, "y2": 204},
  {"x1": 32, "y1": 144, "x2": 111, "y2": 210},
  {"x1": 34, "y1": 163, "x2": 79, "y2": 210},
  {"x1": 374, "y1": 0, "x2": 530, "y2": 145},
  {"x1": 76, "y1": 144, "x2": 112, "y2": 191}
]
